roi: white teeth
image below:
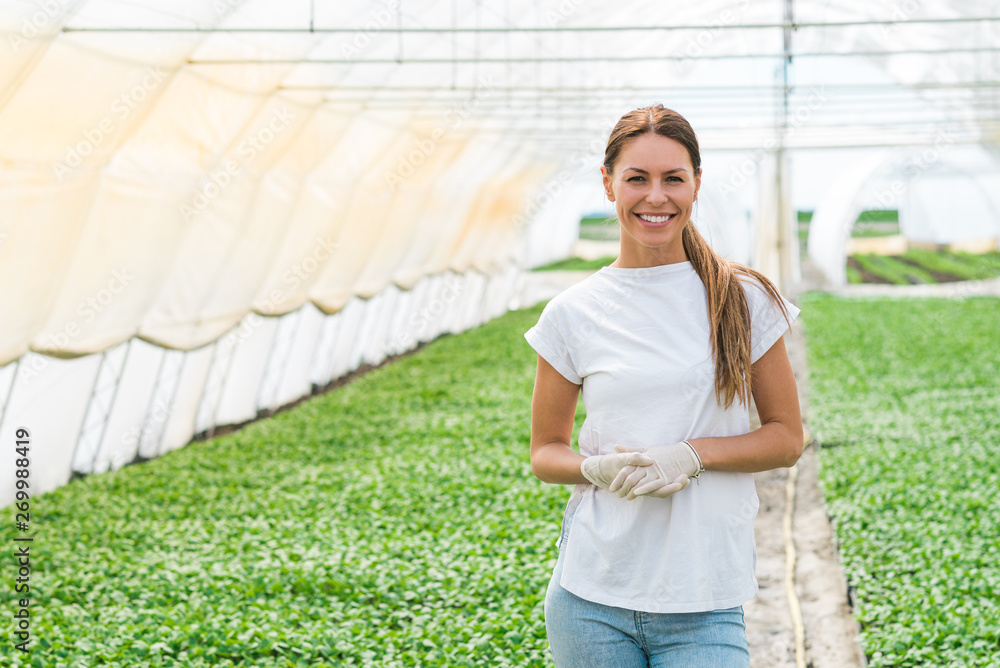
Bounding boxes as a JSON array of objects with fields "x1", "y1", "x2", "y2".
[{"x1": 638, "y1": 214, "x2": 672, "y2": 223}]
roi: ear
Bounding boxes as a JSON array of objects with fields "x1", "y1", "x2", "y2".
[
  {"x1": 600, "y1": 165, "x2": 615, "y2": 202},
  {"x1": 693, "y1": 168, "x2": 702, "y2": 201}
]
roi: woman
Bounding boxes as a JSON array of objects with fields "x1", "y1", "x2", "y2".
[{"x1": 524, "y1": 105, "x2": 803, "y2": 667}]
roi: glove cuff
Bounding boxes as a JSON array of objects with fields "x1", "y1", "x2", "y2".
[
  {"x1": 580, "y1": 456, "x2": 604, "y2": 488},
  {"x1": 681, "y1": 440, "x2": 705, "y2": 479}
]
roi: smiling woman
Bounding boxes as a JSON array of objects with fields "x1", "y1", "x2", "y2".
[
  {"x1": 602, "y1": 132, "x2": 700, "y2": 267},
  {"x1": 524, "y1": 104, "x2": 805, "y2": 667}
]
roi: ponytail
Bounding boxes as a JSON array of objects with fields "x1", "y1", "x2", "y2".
[{"x1": 682, "y1": 224, "x2": 789, "y2": 408}]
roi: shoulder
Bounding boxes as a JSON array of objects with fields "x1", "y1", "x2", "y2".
[
  {"x1": 733, "y1": 266, "x2": 780, "y2": 306},
  {"x1": 538, "y1": 270, "x2": 617, "y2": 316}
]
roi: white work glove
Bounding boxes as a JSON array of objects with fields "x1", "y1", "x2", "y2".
[
  {"x1": 608, "y1": 441, "x2": 704, "y2": 500},
  {"x1": 580, "y1": 451, "x2": 655, "y2": 490}
]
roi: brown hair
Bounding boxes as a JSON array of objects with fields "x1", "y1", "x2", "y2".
[{"x1": 603, "y1": 104, "x2": 789, "y2": 408}]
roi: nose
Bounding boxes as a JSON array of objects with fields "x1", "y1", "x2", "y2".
[{"x1": 646, "y1": 180, "x2": 667, "y2": 205}]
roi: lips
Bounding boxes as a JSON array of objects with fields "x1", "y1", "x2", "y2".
[{"x1": 635, "y1": 212, "x2": 676, "y2": 227}]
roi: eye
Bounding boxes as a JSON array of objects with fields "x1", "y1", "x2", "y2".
[
  {"x1": 627, "y1": 175, "x2": 645, "y2": 182},
  {"x1": 666, "y1": 176, "x2": 684, "y2": 183}
]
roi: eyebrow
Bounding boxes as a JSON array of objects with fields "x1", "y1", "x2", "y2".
[{"x1": 623, "y1": 167, "x2": 688, "y2": 175}]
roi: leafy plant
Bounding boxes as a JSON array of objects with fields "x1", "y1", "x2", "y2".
[
  {"x1": 847, "y1": 250, "x2": 1000, "y2": 285},
  {"x1": 0, "y1": 304, "x2": 570, "y2": 667},
  {"x1": 802, "y1": 294, "x2": 1000, "y2": 667},
  {"x1": 851, "y1": 254, "x2": 936, "y2": 285}
]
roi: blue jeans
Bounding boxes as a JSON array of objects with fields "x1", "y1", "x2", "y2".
[{"x1": 544, "y1": 501, "x2": 750, "y2": 667}]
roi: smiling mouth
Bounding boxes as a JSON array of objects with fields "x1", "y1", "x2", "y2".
[{"x1": 635, "y1": 213, "x2": 676, "y2": 226}]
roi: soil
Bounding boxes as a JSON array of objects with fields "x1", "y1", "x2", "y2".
[
  {"x1": 743, "y1": 320, "x2": 867, "y2": 668},
  {"x1": 846, "y1": 257, "x2": 893, "y2": 284},
  {"x1": 891, "y1": 256, "x2": 965, "y2": 283}
]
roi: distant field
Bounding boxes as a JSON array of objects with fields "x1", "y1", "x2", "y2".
[
  {"x1": 579, "y1": 216, "x2": 619, "y2": 241},
  {"x1": 531, "y1": 256, "x2": 616, "y2": 272},
  {"x1": 847, "y1": 250, "x2": 1000, "y2": 284}
]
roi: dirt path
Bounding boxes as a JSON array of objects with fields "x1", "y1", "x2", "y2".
[{"x1": 744, "y1": 319, "x2": 866, "y2": 668}]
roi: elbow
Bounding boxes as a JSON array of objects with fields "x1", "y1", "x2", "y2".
[
  {"x1": 529, "y1": 451, "x2": 552, "y2": 484},
  {"x1": 783, "y1": 424, "x2": 805, "y2": 468},
  {"x1": 530, "y1": 442, "x2": 571, "y2": 484},
  {"x1": 529, "y1": 457, "x2": 545, "y2": 483},
  {"x1": 783, "y1": 443, "x2": 804, "y2": 468}
]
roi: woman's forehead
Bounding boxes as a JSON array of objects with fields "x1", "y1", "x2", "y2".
[{"x1": 616, "y1": 134, "x2": 693, "y2": 171}]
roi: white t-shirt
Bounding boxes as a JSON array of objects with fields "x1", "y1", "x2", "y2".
[{"x1": 524, "y1": 261, "x2": 800, "y2": 613}]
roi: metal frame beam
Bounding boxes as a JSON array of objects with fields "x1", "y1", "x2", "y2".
[
  {"x1": 61, "y1": 16, "x2": 1000, "y2": 34},
  {"x1": 187, "y1": 47, "x2": 1000, "y2": 65}
]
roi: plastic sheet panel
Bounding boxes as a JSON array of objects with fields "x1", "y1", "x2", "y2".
[
  {"x1": 214, "y1": 315, "x2": 279, "y2": 427},
  {"x1": 348, "y1": 293, "x2": 386, "y2": 370},
  {"x1": 0, "y1": 360, "x2": 16, "y2": 429},
  {"x1": 309, "y1": 312, "x2": 342, "y2": 388},
  {"x1": 256, "y1": 309, "x2": 303, "y2": 413},
  {"x1": 137, "y1": 348, "x2": 185, "y2": 460},
  {"x1": 901, "y1": 165, "x2": 1000, "y2": 244},
  {"x1": 273, "y1": 301, "x2": 325, "y2": 410},
  {"x1": 193, "y1": 335, "x2": 239, "y2": 435},
  {"x1": 0, "y1": 353, "x2": 102, "y2": 498},
  {"x1": 808, "y1": 152, "x2": 890, "y2": 286},
  {"x1": 328, "y1": 296, "x2": 366, "y2": 380},
  {"x1": 71, "y1": 340, "x2": 132, "y2": 474},
  {"x1": 86, "y1": 338, "x2": 165, "y2": 473},
  {"x1": 159, "y1": 344, "x2": 214, "y2": 455},
  {"x1": 369, "y1": 290, "x2": 397, "y2": 364},
  {"x1": 436, "y1": 273, "x2": 465, "y2": 339},
  {"x1": 383, "y1": 283, "x2": 419, "y2": 358},
  {"x1": 454, "y1": 271, "x2": 488, "y2": 334}
]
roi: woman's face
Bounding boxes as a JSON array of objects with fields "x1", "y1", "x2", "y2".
[{"x1": 601, "y1": 132, "x2": 701, "y2": 265}]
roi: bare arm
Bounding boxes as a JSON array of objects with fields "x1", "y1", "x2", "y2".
[
  {"x1": 528, "y1": 355, "x2": 589, "y2": 484},
  {"x1": 689, "y1": 335, "x2": 804, "y2": 472}
]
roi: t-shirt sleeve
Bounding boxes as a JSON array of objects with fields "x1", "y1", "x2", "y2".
[
  {"x1": 524, "y1": 300, "x2": 583, "y2": 385},
  {"x1": 744, "y1": 278, "x2": 801, "y2": 364}
]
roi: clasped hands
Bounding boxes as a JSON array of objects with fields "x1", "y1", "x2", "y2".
[{"x1": 580, "y1": 441, "x2": 703, "y2": 500}]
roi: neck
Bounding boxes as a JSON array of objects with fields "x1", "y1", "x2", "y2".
[{"x1": 611, "y1": 240, "x2": 689, "y2": 268}]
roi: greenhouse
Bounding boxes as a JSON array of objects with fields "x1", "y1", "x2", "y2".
[{"x1": 1, "y1": 1, "x2": 998, "y2": 666}]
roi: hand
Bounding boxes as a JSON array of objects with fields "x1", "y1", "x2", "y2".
[
  {"x1": 580, "y1": 451, "x2": 655, "y2": 489},
  {"x1": 608, "y1": 441, "x2": 703, "y2": 500}
]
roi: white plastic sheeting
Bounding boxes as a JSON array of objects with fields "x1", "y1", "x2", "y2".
[
  {"x1": 2, "y1": 1, "x2": 998, "y2": 506},
  {"x1": 0, "y1": 266, "x2": 520, "y2": 504},
  {"x1": 807, "y1": 147, "x2": 1000, "y2": 284},
  {"x1": 807, "y1": 151, "x2": 891, "y2": 286},
  {"x1": 900, "y1": 149, "x2": 1000, "y2": 245}
]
